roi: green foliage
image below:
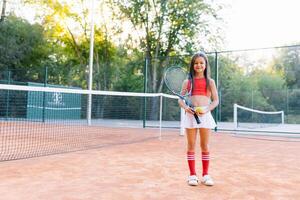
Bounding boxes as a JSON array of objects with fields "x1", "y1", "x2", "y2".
[
  {"x1": 0, "y1": 15, "x2": 49, "y2": 82},
  {"x1": 2, "y1": 1, "x2": 299, "y2": 124},
  {"x1": 254, "y1": 71, "x2": 286, "y2": 110},
  {"x1": 23, "y1": 0, "x2": 127, "y2": 89},
  {"x1": 110, "y1": 0, "x2": 223, "y2": 93},
  {"x1": 273, "y1": 47, "x2": 300, "y2": 89},
  {"x1": 112, "y1": 50, "x2": 144, "y2": 92},
  {"x1": 216, "y1": 54, "x2": 284, "y2": 121},
  {"x1": 266, "y1": 47, "x2": 300, "y2": 119},
  {"x1": 113, "y1": 69, "x2": 143, "y2": 92}
]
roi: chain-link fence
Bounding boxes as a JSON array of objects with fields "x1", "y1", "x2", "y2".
[
  {"x1": 1, "y1": 45, "x2": 300, "y2": 131},
  {"x1": 145, "y1": 45, "x2": 300, "y2": 132}
]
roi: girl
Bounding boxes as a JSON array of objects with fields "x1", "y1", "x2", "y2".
[{"x1": 178, "y1": 52, "x2": 219, "y2": 186}]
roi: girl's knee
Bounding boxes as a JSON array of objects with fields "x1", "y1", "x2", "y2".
[
  {"x1": 187, "y1": 144, "x2": 196, "y2": 151},
  {"x1": 200, "y1": 144, "x2": 209, "y2": 152}
]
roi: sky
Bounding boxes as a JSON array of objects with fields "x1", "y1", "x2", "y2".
[{"x1": 221, "y1": 0, "x2": 300, "y2": 50}]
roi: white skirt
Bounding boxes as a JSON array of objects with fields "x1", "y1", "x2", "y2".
[{"x1": 183, "y1": 107, "x2": 216, "y2": 129}]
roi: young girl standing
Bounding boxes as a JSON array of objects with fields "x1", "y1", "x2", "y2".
[{"x1": 178, "y1": 52, "x2": 219, "y2": 186}]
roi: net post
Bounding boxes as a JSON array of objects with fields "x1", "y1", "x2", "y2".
[
  {"x1": 180, "y1": 107, "x2": 185, "y2": 136},
  {"x1": 214, "y1": 51, "x2": 219, "y2": 132},
  {"x1": 286, "y1": 88, "x2": 289, "y2": 123},
  {"x1": 281, "y1": 111, "x2": 284, "y2": 124},
  {"x1": 233, "y1": 103, "x2": 237, "y2": 130}
]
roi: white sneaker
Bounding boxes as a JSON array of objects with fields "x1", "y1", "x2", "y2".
[
  {"x1": 201, "y1": 175, "x2": 214, "y2": 186},
  {"x1": 187, "y1": 175, "x2": 199, "y2": 186}
]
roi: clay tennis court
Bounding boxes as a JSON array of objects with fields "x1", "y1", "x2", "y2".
[{"x1": 0, "y1": 129, "x2": 299, "y2": 200}]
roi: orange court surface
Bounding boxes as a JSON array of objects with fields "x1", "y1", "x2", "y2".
[{"x1": 0, "y1": 130, "x2": 299, "y2": 200}]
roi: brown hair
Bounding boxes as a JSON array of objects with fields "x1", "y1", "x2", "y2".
[{"x1": 189, "y1": 52, "x2": 211, "y2": 92}]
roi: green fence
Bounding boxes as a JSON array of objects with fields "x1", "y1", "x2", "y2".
[
  {"x1": 1, "y1": 45, "x2": 300, "y2": 127},
  {"x1": 145, "y1": 45, "x2": 300, "y2": 126}
]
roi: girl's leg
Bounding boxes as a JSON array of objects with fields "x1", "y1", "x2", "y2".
[
  {"x1": 199, "y1": 128, "x2": 211, "y2": 176},
  {"x1": 199, "y1": 128, "x2": 214, "y2": 186},
  {"x1": 186, "y1": 128, "x2": 197, "y2": 176}
]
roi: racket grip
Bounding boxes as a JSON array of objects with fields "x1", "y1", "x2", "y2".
[{"x1": 194, "y1": 113, "x2": 201, "y2": 124}]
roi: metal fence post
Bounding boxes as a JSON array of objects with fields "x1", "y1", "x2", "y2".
[
  {"x1": 143, "y1": 57, "x2": 148, "y2": 128},
  {"x1": 42, "y1": 66, "x2": 48, "y2": 122},
  {"x1": 5, "y1": 70, "x2": 11, "y2": 120},
  {"x1": 214, "y1": 51, "x2": 218, "y2": 132}
]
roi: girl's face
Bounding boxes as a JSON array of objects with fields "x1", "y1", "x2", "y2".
[{"x1": 193, "y1": 56, "x2": 206, "y2": 74}]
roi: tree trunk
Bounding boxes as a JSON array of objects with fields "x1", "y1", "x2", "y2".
[
  {"x1": 1, "y1": 0, "x2": 7, "y2": 22},
  {"x1": 94, "y1": 52, "x2": 104, "y2": 118}
]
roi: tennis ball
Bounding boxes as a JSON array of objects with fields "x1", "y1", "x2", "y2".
[{"x1": 195, "y1": 107, "x2": 204, "y2": 113}]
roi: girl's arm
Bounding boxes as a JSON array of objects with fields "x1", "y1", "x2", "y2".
[
  {"x1": 178, "y1": 80, "x2": 194, "y2": 114},
  {"x1": 208, "y1": 79, "x2": 219, "y2": 111}
]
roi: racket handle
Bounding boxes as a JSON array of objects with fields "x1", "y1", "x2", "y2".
[{"x1": 194, "y1": 113, "x2": 201, "y2": 124}]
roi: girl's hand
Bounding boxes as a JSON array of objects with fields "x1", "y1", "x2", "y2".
[
  {"x1": 195, "y1": 107, "x2": 207, "y2": 115},
  {"x1": 184, "y1": 107, "x2": 194, "y2": 114}
]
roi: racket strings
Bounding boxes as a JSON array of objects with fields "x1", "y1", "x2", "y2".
[{"x1": 165, "y1": 68, "x2": 188, "y2": 94}]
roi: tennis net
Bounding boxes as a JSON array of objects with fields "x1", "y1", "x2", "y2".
[
  {"x1": 0, "y1": 84, "x2": 180, "y2": 161},
  {"x1": 234, "y1": 104, "x2": 284, "y2": 130}
]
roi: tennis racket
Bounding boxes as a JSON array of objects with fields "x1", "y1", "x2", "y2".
[{"x1": 164, "y1": 66, "x2": 200, "y2": 124}]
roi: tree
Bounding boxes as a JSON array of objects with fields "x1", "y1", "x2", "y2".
[
  {"x1": 272, "y1": 46, "x2": 300, "y2": 89},
  {"x1": 110, "y1": 0, "x2": 223, "y2": 93},
  {"x1": 0, "y1": 0, "x2": 7, "y2": 22},
  {"x1": 0, "y1": 15, "x2": 49, "y2": 83},
  {"x1": 271, "y1": 46, "x2": 300, "y2": 122},
  {"x1": 254, "y1": 71, "x2": 286, "y2": 111},
  {"x1": 24, "y1": 0, "x2": 120, "y2": 89},
  {"x1": 216, "y1": 54, "x2": 278, "y2": 121},
  {"x1": 110, "y1": 0, "x2": 223, "y2": 119}
]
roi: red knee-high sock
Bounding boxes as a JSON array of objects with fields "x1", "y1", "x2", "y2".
[
  {"x1": 187, "y1": 151, "x2": 196, "y2": 175},
  {"x1": 202, "y1": 152, "x2": 210, "y2": 176}
]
